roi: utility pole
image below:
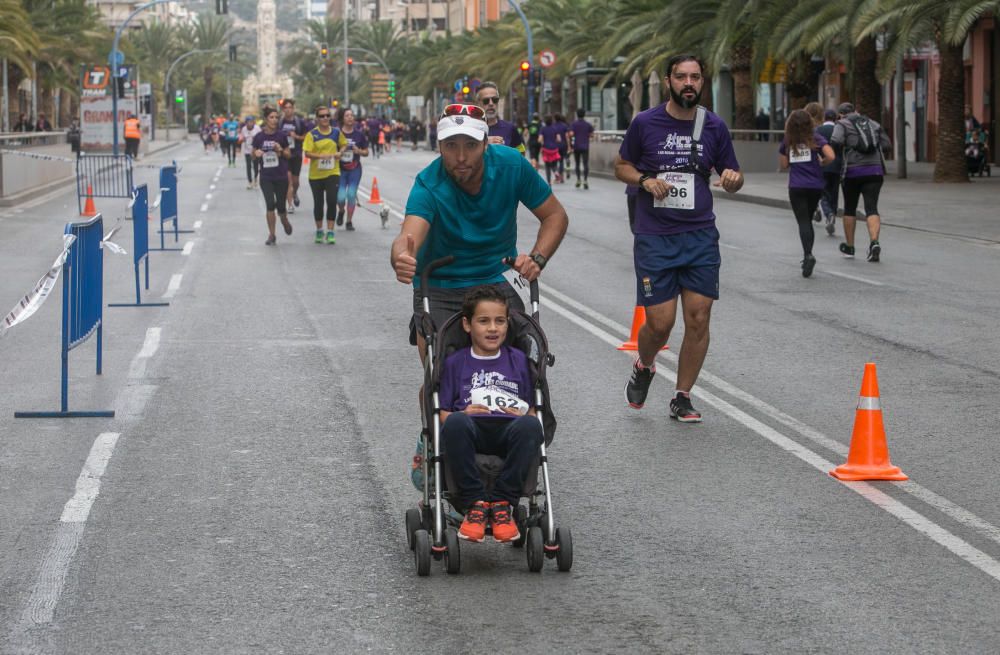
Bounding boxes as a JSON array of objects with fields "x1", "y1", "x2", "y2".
[
  {"x1": 507, "y1": 0, "x2": 533, "y2": 119},
  {"x1": 343, "y1": 0, "x2": 350, "y2": 108},
  {"x1": 2, "y1": 58, "x2": 9, "y2": 132},
  {"x1": 896, "y1": 48, "x2": 907, "y2": 179}
]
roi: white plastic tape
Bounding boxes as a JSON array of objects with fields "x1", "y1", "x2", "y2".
[
  {"x1": 0, "y1": 235, "x2": 76, "y2": 336},
  {"x1": 101, "y1": 223, "x2": 127, "y2": 255}
]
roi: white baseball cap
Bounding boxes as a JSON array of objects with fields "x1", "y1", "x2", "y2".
[{"x1": 437, "y1": 114, "x2": 487, "y2": 142}]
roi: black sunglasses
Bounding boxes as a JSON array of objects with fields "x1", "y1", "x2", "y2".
[
  {"x1": 480, "y1": 97, "x2": 500, "y2": 105},
  {"x1": 317, "y1": 113, "x2": 331, "y2": 118}
]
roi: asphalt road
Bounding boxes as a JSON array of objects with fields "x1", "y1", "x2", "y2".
[{"x1": 2, "y1": 141, "x2": 1000, "y2": 654}]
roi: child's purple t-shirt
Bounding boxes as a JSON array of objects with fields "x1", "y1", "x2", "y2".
[
  {"x1": 439, "y1": 345, "x2": 532, "y2": 420},
  {"x1": 778, "y1": 131, "x2": 829, "y2": 190}
]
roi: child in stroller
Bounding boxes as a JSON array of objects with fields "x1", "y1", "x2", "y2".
[
  {"x1": 966, "y1": 128, "x2": 991, "y2": 177},
  {"x1": 405, "y1": 256, "x2": 571, "y2": 576}
]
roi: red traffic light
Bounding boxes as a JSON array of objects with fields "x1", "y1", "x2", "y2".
[
  {"x1": 347, "y1": 57, "x2": 353, "y2": 65},
  {"x1": 520, "y1": 60, "x2": 530, "y2": 71}
]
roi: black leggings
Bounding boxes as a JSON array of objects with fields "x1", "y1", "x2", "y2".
[
  {"x1": 259, "y1": 178, "x2": 289, "y2": 213},
  {"x1": 309, "y1": 175, "x2": 339, "y2": 223},
  {"x1": 788, "y1": 187, "x2": 822, "y2": 256},
  {"x1": 842, "y1": 175, "x2": 883, "y2": 217},
  {"x1": 245, "y1": 154, "x2": 259, "y2": 183},
  {"x1": 544, "y1": 160, "x2": 559, "y2": 184},
  {"x1": 574, "y1": 150, "x2": 590, "y2": 181}
]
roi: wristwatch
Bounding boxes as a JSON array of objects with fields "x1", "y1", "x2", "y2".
[
  {"x1": 638, "y1": 173, "x2": 652, "y2": 191},
  {"x1": 529, "y1": 253, "x2": 548, "y2": 270}
]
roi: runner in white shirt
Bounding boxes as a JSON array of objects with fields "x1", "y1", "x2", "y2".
[{"x1": 239, "y1": 116, "x2": 262, "y2": 189}]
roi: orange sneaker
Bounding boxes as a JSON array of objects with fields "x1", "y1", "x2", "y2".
[
  {"x1": 458, "y1": 501, "x2": 489, "y2": 542},
  {"x1": 489, "y1": 501, "x2": 520, "y2": 543}
]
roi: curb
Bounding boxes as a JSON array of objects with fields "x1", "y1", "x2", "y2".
[{"x1": 0, "y1": 175, "x2": 76, "y2": 207}]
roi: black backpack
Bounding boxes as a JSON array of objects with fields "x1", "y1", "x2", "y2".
[{"x1": 849, "y1": 115, "x2": 879, "y2": 154}]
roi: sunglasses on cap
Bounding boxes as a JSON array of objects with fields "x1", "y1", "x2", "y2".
[{"x1": 442, "y1": 104, "x2": 486, "y2": 120}]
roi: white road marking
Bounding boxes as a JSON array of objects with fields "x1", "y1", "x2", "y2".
[
  {"x1": 541, "y1": 285, "x2": 1000, "y2": 582},
  {"x1": 210, "y1": 184, "x2": 216, "y2": 191},
  {"x1": 60, "y1": 432, "x2": 121, "y2": 523},
  {"x1": 205, "y1": 193, "x2": 213, "y2": 200},
  {"x1": 182, "y1": 241, "x2": 194, "y2": 255},
  {"x1": 200, "y1": 203, "x2": 209, "y2": 212},
  {"x1": 162, "y1": 273, "x2": 182, "y2": 298},
  {"x1": 719, "y1": 242, "x2": 743, "y2": 250},
  {"x1": 825, "y1": 270, "x2": 885, "y2": 286},
  {"x1": 129, "y1": 327, "x2": 161, "y2": 378},
  {"x1": 193, "y1": 220, "x2": 203, "y2": 229}
]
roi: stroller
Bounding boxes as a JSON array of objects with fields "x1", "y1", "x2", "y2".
[
  {"x1": 404, "y1": 256, "x2": 572, "y2": 576},
  {"x1": 965, "y1": 129, "x2": 991, "y2": 177}
]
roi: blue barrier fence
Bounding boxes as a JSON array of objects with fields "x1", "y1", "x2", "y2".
[
  {"x1": 153, "y1": 163, "x2": 191, "y2": 251},
  {"x1": 108, "y1": 184, "x2": 169, "y2": 309},
  {"x1": 76, "y1": 154, "x2": 133, "y2": 215},
  {"x1": 16, "y1": 214, "x2": 115, "y2": 418}
]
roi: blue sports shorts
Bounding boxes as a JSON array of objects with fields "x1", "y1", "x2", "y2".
[{"x1": 633, "y1": 227, "x2": 721, "y2": 305}]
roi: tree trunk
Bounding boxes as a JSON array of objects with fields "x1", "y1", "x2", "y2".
[
  {"x1": 934, "y1": 36, "x2": 969, "y2": 183},
  {"x1": 852, "y1": 37, "x2": 880, "y2": 118},
  {"x1": 551, "y1": 76, "x2": 563, "y2": 116},
  {"x1": 204, "y1": 67, "x2": 214, "y2": 118},
  {"x1": 701, "y1": 74, "x2": 714, "y2": 112},
  {"x1": 731, "y1": 45, "x2": 754, "y2": 129}
]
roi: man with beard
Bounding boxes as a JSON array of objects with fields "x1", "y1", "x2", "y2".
[
  {"x1": 614, "y1": 54, "x2": 743, "y2": 423},
  {"x1": 476, "y1": 81, "x2": 525, "y2": 155},
  {"x1": 391, "y1": 104, "x2": 568, "y2": 358}
]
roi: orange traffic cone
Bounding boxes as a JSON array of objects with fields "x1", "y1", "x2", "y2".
[
  {"x1": 830, "y1": 363, "x2": 908, "y2": 481},
  {"x1": 82, "y1": 185, "x2": 97, "y2": 217},
  {"x1": 369, "y1": 177, "x2": 383, "y2": 204},
  {"x1": 617, "y1": 306, "x2": 668, "y2": 352}
]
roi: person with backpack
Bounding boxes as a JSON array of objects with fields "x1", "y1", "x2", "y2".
[
  {"x1": 830, "y1": 102, "x2": 891, "y2": 262},
  {"x1": 815, "y1": 109, "x2": 842, "y2": 236}
]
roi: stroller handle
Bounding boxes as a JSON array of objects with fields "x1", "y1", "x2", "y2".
[
  {"x1": 420, "y1": 255, "x2": 455, "y2": 296},
  {"x1": 502, "y1": 256, "x2": 540, "y2": 305}
]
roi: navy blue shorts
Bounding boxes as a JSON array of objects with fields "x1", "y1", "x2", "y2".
[{"x1": 633, "y1": 227, "x2": 721, "y2": 305}]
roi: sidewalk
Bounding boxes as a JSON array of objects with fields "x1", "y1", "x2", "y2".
[{"x1": 714, "y1": 160, "x2": 1000, "y2": 244}]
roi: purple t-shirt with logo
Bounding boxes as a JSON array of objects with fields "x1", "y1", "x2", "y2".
[
  {"x1": 488, "y1": 119, "x2": 524, "y2": 149},
  {"x1": 570, "y1": 119, "x2": 593, "y2": 151},
  {"x1": 251, "y1": 130, "x2": 290, "y2": 181},
  {"x1": 340, "y1": 127, "x2": 368, "y2": 171},
  {"x1": 553, "y1": 122, "x2": 569, "y2": 151},
  {"x1": 619, "y1": 104, "x2": 740, "y2": 235},
  {"x1": 280, "y1": 116, "x2": 306, "y2": 154},
  {"x1": 778, "y1": 131, "x2": 828, "y2": 190},
  {"x1": 439, "y1": 345, "x2": 532, "y2": 421},
  {"x1": 540, "y1": 124, "x2": 561, "y2": 150}
]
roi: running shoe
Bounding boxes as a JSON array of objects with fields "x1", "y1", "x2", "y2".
[
  {"x1": 458, "y1": 501, "x2": 489, "y2": 542},
  {"x1": 314, "y1": 230, "x2": 324, "y2": 244},
  {"x1": 812, "y1": 208, "x2": 822, "y2": 223},
  {"x1": 246, "y1": 183, "x2": 253, "y2": 190},
  {"x1": 293, "y1": 194, "x2": 300, "y2": 207},
  {"x1": 325, "y1": 231, "x2": 336, "y2": 244},
  {"x1": 625, "y1": 358, "x2": 656, "y2": 409},
  {"x1": 264, "y1": 235, "x2": 276, "y2": 246},
  {"x1": 867, "y1": 241, "x2": 881, "y2": 263},
  {"x1": 576, "y1": 180, "x2": 581, "y2": 188},
  {"x1": 584, "y1": 182, "x2": 589, "y2": 190},
  {"x1": 281, "y1": 218, "x2": 293, "y2": 235},
  {"x1": 824, "y1": 215, "x2": 836, "y2": 236},
  {"x1": 839, "y1": 243, "x2": 855, "y2": 258},
  {"x1": 802, "y1": 254, "x2": 816, "y2": 278},
  {"x1": 489, "y1": 501, "x2": 520, "y2": 543},
  {"x1": 336, "y1": 210, "x2": 345, "y2": 226},
  {"x1": 669, "y1": 393, "x2": 702, "y2": 423},
  {"x1": 345, "y1": 222, "x2": 355, "y2": 232}
]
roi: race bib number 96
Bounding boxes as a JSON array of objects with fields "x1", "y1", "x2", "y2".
[
  {"x1": 470, "y1": 386, "x2": 529, "y2": 414},
  {"x1": 653, "y1": 172, "x2": 695, "y2": 210}
]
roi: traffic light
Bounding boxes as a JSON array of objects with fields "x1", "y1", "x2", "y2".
[
  {"x1": 461, "y1": 84, "x2": 470, "y2": 95},
  {"x1": 215, "y1": 0, "x2": 227, "y2": 14},
  {"x1": 332, "y1": 99, "x2": 339, "y2": 107},
  {"x1": 228, "y1": 45, "x2": 237, "y2": 63},
  {"x1": 175, "y1": 89, "x2": 185, "y2": 104},
  {"x1": 388, "y1": 77, "x2": 396, "y2": 104},
  {"x1": 320, "y1": 43, "x2": 329, "y2": 60},
  {"x1": 347, "y1": 57, "x2": 353, "y2": 67},
  {"x1": 520, "y1": 60, "x2": 530, "y2": 84}
]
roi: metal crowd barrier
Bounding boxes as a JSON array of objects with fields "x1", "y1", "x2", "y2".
[
  {"x1": 152, "y1": 162, "x2": 190, "y2": 251},
  {"x1": 76, "y1": 153, "x2": 133, "y2": 215},
  {"x1": 108, "y1": 184, "x2": 169, "y2": 309},
  {"x1": 16, "y1": 214, "x2": 115, "y2": 418}
]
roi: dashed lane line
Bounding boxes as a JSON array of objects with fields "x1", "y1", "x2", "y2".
[{"x1": 162, "y1": 273, "x2": 182, "y2": 299}]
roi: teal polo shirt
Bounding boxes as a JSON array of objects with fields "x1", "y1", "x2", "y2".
[{"x1": 405, "y1": 144, "x2": 552, "y2": 288}]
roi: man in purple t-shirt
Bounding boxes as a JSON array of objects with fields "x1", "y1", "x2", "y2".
[
  {"x1": 569, "y1": 108, "x2": 594, "y2": 189},
  {"x1": 614, "y1": 54, "x2": 743, "y2": 424},
  {"x1": 476, "y1": 81, "x2": 525, "y2": 155}
]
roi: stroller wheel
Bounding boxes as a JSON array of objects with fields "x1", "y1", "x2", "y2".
[
  {"x1": 414, "y1": 529, "x2": 431, "y2": 576},
  {"x1": 526, "y1": 527, "x2": 544, "y2": 573},
  {"x1": 511, "y1": 504, "x2": 528, "y2": 549},
  {"x1": 555, "y1": 527, "x2": 573, "y2": 572},
  {"x1": 444, "y1": 528, "x2": 461, "y2": 574},
  {"x1": 405, "y1": 508, "x2": 422, "y2": 551}
]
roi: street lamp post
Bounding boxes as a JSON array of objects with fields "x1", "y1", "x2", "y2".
[
  {"x1": 343, "y1": 0, "x2": 350, "y2": 108},
  {"x1": 507, "y1": 0, "x2": 533, "y2": 119}
]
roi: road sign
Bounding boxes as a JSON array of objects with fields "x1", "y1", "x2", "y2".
[
  {"x1": 454, "y1": 79, "x2": 463, "y2": 92},
  {"x1": 108, "y1": 50, "x2": 125, "y2": 68},
  {"x1": 539, "y1": 49, "x2": 556, "y2": 69}
]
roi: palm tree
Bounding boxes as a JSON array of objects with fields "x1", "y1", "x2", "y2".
[
  {"x1": 283, "y1": 19, "x2": 347, "y2": 104},
  {"x1": 184, "y1": 13, "x2": 232, "y2": 119},
  {"x1": 126, "y1": 20, "x2": 179, "y2": 121},
  {"x1": 0, "y1": 0, "x2": 40, "y2": 74}
]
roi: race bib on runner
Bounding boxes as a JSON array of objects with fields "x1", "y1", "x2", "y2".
[
  {"x1": 501, "y1": 268, "x2": 531, "y2": 310},
  {"x1": 341, "y1": 143, "x2": 354, "y2": 163},
  {"x1": 262, "y1": 151, "x2": 279, "y2": 168},
  {"x1": 317, "y1": 157, "x2": 334, "y2": 170},
  {"x1": 789, "y1": 146, "x2": 812, "y2": 164},
  {"x1": 654, "y1": 172, "x2": 695, "y2": 210},
  {"x1": 470, "y1": 386, "x2": 529, "y2": 414}
]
